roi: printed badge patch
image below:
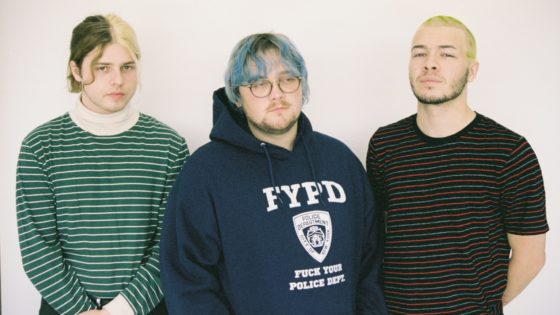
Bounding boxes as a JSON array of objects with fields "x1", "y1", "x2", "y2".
[{"x1": 293, "y1": 211, "x2": 332, "y2": 263}]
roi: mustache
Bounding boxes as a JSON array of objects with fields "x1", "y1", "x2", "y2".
[{"x1": 267, "y1": 99, "x2": 291, "y2": 109}]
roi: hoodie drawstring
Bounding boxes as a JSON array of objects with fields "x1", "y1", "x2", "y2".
[
  {"x1": 260, "y1": 143, "x2": 284, "y2": 205},
  {"x1": 302, "y1": 140, "x2": 328, "y2": 209},
  {"x1": 261, "y1": 141, "x2": 327, "y2": 210}
]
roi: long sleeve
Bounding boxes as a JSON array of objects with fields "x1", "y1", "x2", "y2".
[
  {"x1": 119, "y1": 139, "x2": 190, "y2": 315},
  {"x1": 366, "y1": 133, "x2": 388, "y2": 214},
  {"x1": 160, "y1": 161, "x2": 232, "y2": 315},
  {"x1": 16, "y1": 142, "x2": 98, "y2": 314},
  {"x1": 356, "y1": 168, "x2": 388, "y2": 315}
]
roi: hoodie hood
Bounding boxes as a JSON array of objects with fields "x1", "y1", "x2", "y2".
[{"x1": 210, "y1": 87, "x2": 313, "y2": 159}]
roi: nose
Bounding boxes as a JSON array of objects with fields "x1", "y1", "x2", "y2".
[
  {"x1": 269, "y1": 81, "x2": 284, "y2": 99},
  {"x1": 424, "y1": 55, "x2": 438, "y2": 71},
  {"x1": 111, "y1": 68, "x2": 124, "y2": 85}
]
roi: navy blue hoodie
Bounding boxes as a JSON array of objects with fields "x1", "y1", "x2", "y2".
[{"x1": 160, "y1": 88, "x2": 387, "y2": 315}]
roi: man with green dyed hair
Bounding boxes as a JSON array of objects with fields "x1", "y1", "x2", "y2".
[{"x1": 367, "y1": 15, "x2": 548, "y2": 314}]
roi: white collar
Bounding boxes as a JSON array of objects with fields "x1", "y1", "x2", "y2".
[{"x1": 69, "y1": 98, "x2": 139, "y2": 136}]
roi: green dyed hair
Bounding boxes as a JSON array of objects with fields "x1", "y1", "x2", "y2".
[{"x1": 422, "y1": 15, "x2": 477, "y2": 60}]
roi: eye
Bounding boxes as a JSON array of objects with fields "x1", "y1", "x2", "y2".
[
  {"x1": 122, "y1": 64, "x2": 136, "y2": 72},
  {"x1": 95, "y1": 65, "x2": 109, "y2": 72},
  {"x1": 441, "y1": 53, "x2": 455, "y2": 58},
  {"x1": 412, "y1": 52, "x2": 427, "y2": 58},
  {"x1": 281, "y1": 76, "x2": 298, "y2": 83},
  {"x1": 251, "y1": 80, "x2": 269, "y2": 88}
]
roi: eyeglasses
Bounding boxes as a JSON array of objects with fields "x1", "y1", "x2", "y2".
[{"x1": 242, "y1": 76, "x2": 302, "y2": 98}]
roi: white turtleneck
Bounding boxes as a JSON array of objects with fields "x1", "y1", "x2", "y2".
[{"x1": 69, "y1": 99, "x2": 140, "y2": 136}]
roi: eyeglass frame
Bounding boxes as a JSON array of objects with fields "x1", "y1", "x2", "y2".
[{"x1": 240, "y1": 76, "x2": 302, "y2": 98}]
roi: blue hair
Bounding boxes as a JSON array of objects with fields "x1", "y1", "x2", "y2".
[{"x1": 224, "y1": 33, "x2": 309, "y2": 105}]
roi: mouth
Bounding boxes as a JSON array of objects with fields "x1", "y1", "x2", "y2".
[
  {"x1": 269, "y1": 106, "x2": 288, "y2": 112},
  {"x1": 268, "y1": 102, "x2": 290, "y2": 112},
  {"x1": 419, "y1": 76, "x2": 442, "y2": 85},
  {"x1": 107, "y1": 92, "x2": 125, "y2": 100}
]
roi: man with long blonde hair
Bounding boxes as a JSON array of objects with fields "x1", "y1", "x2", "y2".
[{"x1": 16, "y1": 14, "x2": 188, "y2": 315}]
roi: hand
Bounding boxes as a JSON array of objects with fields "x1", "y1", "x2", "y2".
[{"x1": 79, "y1": 309, "x2": 110, "y2": 315}]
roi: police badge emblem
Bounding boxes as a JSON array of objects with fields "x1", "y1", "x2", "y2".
[{"x1": 292, "y1": 210, "x2": 332, "y2": 263}]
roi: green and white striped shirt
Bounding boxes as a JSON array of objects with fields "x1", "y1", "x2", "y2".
[{"x1": 16, "y1": 112, "x2": 189, "y2": 315}]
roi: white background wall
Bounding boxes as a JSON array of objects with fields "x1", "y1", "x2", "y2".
[{"x1": 1, "y1": 0, "x2": 558, "y2": 314}]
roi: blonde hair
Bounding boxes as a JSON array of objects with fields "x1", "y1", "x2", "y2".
[
  {"x1": 422, "y1": 15, "x2": 477, "y2": 60},
  {"x1": 67, "y1": 14, "x2": 140, "y2": 92}
]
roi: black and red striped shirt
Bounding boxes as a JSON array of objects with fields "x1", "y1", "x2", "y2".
[{"x1": 367, "y1": 113, "x2": 548, "y2": 314}]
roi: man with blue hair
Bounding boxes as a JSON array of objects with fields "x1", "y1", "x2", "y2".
[{"x1": 160, "y1": 33, "x2": 387, "y2": 314}]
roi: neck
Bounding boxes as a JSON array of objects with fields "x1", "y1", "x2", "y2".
[
  {"x1": 416, "y1": 95, "x2": 475, "y2": 138},
  {"x1": 249, "y1": 123, "x2": 298, "y2": 151},
  {"x1": 69, "y1": 98, "x2": 139, "y2": 136}
]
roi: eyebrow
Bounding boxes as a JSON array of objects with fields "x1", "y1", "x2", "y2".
[
  {"x1": 411, "y1": 45, "x2": 457, "y2": 51},
  {"x1": 95, "y1": 60, "x2": 136, "y2": 66},
  {"x1": 278, "y1": 70, "x2": 295, "y2": 77},
  {"x1": 248, "y1": 70, "x2": 295, "y2": 82}
]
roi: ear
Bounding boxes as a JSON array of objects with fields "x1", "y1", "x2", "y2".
[
  {"x1": 468, "y1": 60, "x2": 479, "y2": 82},
  {"x1": 69, "y1": 61, "x2": 82, "y2": 82}
]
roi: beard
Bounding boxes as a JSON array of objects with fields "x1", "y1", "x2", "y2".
[
  {"x1": 244, "y1": 100, "x2": 301, "y2": 136},
  {"x1": 249, "y1": 115, "x2": 299, "y2": 136},
  {"x1": 411, "y1": 70, "x2": 469, "y2": 105}
]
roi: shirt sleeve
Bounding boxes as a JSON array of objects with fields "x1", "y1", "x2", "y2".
[
  {"x1": 366, "y1": 132, "x2": 388, "y2": 232},
  {"x1": 119, "y1": 138, "x2": 190, "y2": 315},
  {"x1": 160, "y1": 157, "x2": 233, "y2": 315},
  {"x1": 16, "y1": 141, "x2": 98, "y2": 314},
  {"x1": 500, "y1": 137, "x2": 548, "y2": 235}
]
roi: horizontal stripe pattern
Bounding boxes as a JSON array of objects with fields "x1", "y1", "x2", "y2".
[
  {"x1": 367, "y1": 114, "x2": 547, "y2": 314},
  {"x1": 16, "y1": 113, "x2": 188, "y2": 315}
]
